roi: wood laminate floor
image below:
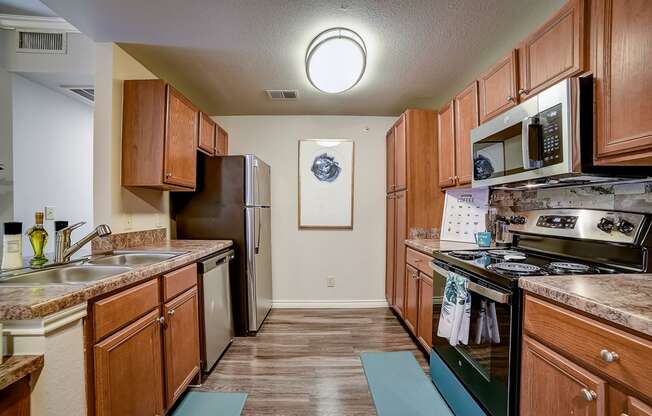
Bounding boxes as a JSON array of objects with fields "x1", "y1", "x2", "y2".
[{"x1": 197, "y1": 308, "x2": 429, "y2": 415}]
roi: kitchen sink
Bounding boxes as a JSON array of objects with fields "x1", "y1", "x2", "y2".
[
  {"x1": 0, "y1": 265, "x2": 132, "y2": 286},
  {"x1": 84, "y1": 251, "x2": 184, "y2": 267}
]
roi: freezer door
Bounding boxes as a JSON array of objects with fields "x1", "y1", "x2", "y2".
[
  {"x1": 245, "y1": 207, "x2": 273, "y2": 331},
  {"x1": 245, "y1": 155, "x2": 271, "y2": 207}
]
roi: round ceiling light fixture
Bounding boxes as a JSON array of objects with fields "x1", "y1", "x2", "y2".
[{"x1": 305, "y1": 27, "x2": 367, "y2": 94}]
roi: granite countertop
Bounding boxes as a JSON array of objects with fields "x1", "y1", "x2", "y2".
[
  {"x1": 405, "y1": 239, "x2": 491, "y2": 255},
  {"x1": 0, "y1": 240, "x2": 232, "y2": 320},
  {"x1": 0, "y1": 355, "x2": 44, "y2": 390},
  {"x1": 519, "y1": 274, "x2": 652, "y2": 337}
]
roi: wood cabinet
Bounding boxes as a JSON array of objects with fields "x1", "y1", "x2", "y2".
[
  {"x1": 518, "y1": 0, "x2": 586, "y2": 100},
  {"x1": 521, "y1": 335, "x2": 606, "y2": 416},
  {"x1": 478, "y1": 51, "x2": 518, "y2": 123},
  {"x1": 216, "y1": 126, "x2": 229, "y2": 156},
  {"x1": 417, "y1": 274, "x2": 433, "y2": 352},
  {"x1": 122, "y1": 80, "x2": 198, "y2": 191},
  {"x1": 522, "y1": 294, "x2": 652, "y2": 414},
  {"x1": 393, "y1": 190, "x2": 407, "y2": 317},
  {"x1": 386, "y1": 129, "x2": 396, "y2": 193},
  {"x1": 404, "y1": 264, "x2": 419, "y2": 334},
  {"x1": 385, "y1": 194, "x2": 396, "y2": 305},
  {"x1": 94, "y1": 310, "x2": 165, "y2": 416},
  {"x1": 198, "y1": 113, "x2": 216, "y2": 156},
  {"x1": 394, "y1": 115, "x2": 407, "y2": 191},
  {"x1": 0, "y1": 377, "x2": 30, "y2": 416},
  {"x1": 437, "y1": 102, "x2": 456, "y2": 188},
  {"x1": 163, "y1": 287, "x2": 201, "y2": 407},
  {"x1": 453, "y1": 82, "x2": 479, "y2": 186},
  {"x1": 592, "y1": 0, "x2": 652, "y2": 165}
]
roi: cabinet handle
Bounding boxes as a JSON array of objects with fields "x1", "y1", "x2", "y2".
[
  {"x1": 518, "y1": 88, "x2": 529, "y2": 95},
  {"x1": 168, "y1": 309, "x2": 176, "y2": 317},
  {"x1": 506, "y1": 95, "x2": 515, "y2": 102},
  {"x1": 157, "y1": 316, "x2": 166, "y2": 326},
  {"x1": 165, "y1": 172, "x2": 172, "y2": 178},
  {"x1": 600, "y1": 349, "x2": 619, "y2": 363},
  {"x1": 580, "y1": 388, "x2": 597, "y2": 402}
]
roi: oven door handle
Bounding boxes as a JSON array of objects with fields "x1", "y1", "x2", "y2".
[{"x1": 430, "y1": 262, "x2": 511, "y2": 304}]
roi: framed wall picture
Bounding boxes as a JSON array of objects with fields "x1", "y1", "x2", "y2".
[{"x1": 298, "y1": 139, "x2": 354, "y2": 229}]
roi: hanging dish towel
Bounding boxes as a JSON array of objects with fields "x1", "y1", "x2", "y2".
[
  {"x1": 437, "y1": 271, "x2": 471, "y2": 346},
  {"x1": 473, "y1": 299, "x2": 501, "y2": 344}
]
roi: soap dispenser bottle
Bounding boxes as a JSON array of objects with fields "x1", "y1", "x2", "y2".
[
  {"x1": 2, "y1": 222, "x2": 23, "y2": 269},
  {"x1": 26, "y1": 212, "x2": 48, "y2": 265}
]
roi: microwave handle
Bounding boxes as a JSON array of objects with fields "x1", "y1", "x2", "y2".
[{"x1": 522, "y1": 116, "x2": 543, "y2": 170}]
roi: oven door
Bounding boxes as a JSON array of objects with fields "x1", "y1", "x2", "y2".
[{"x1": 430, "y1": 261, "x2": 513, "y2": 416}]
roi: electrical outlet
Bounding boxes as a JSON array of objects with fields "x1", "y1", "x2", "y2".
[
  {"x1": 327, "y1": 276, "x2": 336, "y2": 287},
  {"x1": 44, "y1": 206, "x2": 56, "y2": 221}
]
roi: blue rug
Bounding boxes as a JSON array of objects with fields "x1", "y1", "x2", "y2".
[
  {"x1": 360, "y1": 351, "x2": 454, "y2": 416},
  {"x1": 172, "y1": 391, "x2": 247, "y2": 416}
]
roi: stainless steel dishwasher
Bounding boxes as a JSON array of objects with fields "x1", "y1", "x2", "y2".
[{"x1": 198, "y1": 249, "x2": 235, "y2": 373}]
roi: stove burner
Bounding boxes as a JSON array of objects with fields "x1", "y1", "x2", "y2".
[
  {"x1": 544, "y1": 262, "x2": 601, "y2": 275},
  {"x1": 487, "y1": 262, "x2": 546, "y2": 277},
  {"x1": 448, "y1": 250, "x2": 485, "y2": 260}
]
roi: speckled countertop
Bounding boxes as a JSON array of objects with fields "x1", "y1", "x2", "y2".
[
  {"x1": 405, "y1": 239, "x2": 493, "y2": 255},
  {"x1": 0, "y1": 240, "x2": 232, "y2": 320},
  {"x1": 0, "y1": 355, "x2": 44, "y2": 390},
  {"x1": 520, "y1": 274, "x2": 652, "y2": 337}
]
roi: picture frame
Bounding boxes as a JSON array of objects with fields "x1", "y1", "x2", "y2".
[{"x1": 298, "y1": 139, "x2": 354, "y2": 229}]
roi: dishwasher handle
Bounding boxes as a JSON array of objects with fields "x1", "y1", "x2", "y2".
[{"x1": 198, "y1": 250, "x2": 234, "y2": 273}]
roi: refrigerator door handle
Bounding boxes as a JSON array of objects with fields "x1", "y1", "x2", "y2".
[{"x1": 245, "y1": 207, "x2": 258, "y2": 330}]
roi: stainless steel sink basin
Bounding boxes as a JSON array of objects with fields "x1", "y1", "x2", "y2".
[
  {"x1": 0, "y1": 265, "x2": 132, "y2": 286},
  {"x1": 84, "y1": 251, "x2": 184, "y2": 267}
]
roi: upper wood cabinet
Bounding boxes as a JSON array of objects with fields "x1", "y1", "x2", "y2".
[
  {"x1": 394, "y1": 116, "x2": 407, "y2": 191},
  {"x1": 198, "y1": 113, "x2": 217, "y2": 156},
  {"x1": 122, "y1": 80, "x2": 198, "y2": 191},
  {"x1": 453, "y1": 82, "x2": 479, "y2": 186},
  {"x1": 216, "y1": 126, "x2": 229, "y2": 156},
  {"x1": 437, "y1": 102, "x2": 456, "y2": 188},
  {"x1": 478, "y1": 51, "x2": 518, "y2": 123},
  {"x1": 386, "y1": 128, "x2": 396, "y2": 193},
  {"x1": 592, "y1": 0, "x2": 652, "y2": 165},
  {"x1": 518, "y1": 0, "x2": 587, "y2": 100}
]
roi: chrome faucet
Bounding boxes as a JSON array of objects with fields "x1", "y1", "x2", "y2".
[{"x1": 54, "y1": 222, "x2": 112, "y2": 263}]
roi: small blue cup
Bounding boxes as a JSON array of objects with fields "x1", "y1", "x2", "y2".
[{"x1": 474, "y1": 231, "x2": 492, "y2": 247}]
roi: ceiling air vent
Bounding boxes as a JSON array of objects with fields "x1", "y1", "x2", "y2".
[
  {"x1": 265, "y1": 89, "x2": 298, "y2": 101},
  {"x1": 17, "y1": 31, "x2": 67, "y2": 54},
  {"x1": 60, "y1": 86, "x2": 94, "y2": 106}
]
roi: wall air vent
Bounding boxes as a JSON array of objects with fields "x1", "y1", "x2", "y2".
[
  {"x1": 17, "y1": 31, "x2": 67, "y2": 54},
  {"x1": 265, "y1": 89, "x2": 298, "y2": 100},
  {"x1": 60, "y1": 86, "x2": 94, "y2": 106}
]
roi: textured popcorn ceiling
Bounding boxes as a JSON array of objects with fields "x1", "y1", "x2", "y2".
[{"x1": 39, "y1": 0, "x2": 564, "y2": 115}]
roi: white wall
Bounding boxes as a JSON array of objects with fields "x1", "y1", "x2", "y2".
[
  {"x1": 215, "y1": 115, "x2": 394, "y2": 307},
  {"x1": 12, "y1": 74, "x2": 93, "y2": 253},
  {"x1": 0, "y1": 66, "x2": 13, "y2": 252}
]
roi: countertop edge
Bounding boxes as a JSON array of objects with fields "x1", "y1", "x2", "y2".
[{"x1": 0, "y1": 354, "x2": 44, "y2": 391}]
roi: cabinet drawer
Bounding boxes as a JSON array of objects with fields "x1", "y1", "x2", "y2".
[
  {"x1": 93, "y1": 278, "x2": 160, "y2": 342},
  {"x1": 163, "y1": 263, "x2": 197, "y2": 301},
  {"x1": 524, "y1": 295, "x2": 652, "y2": 398},
  {"x1": 406, "y1": 248, "x2": 433, "y2": 277}
]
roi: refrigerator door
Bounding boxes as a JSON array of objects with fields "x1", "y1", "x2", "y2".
[
  {"x1": 245, "y1": 155, "x2": 271, "y2": 207},
  {"x1": 245, "y1": 206, "x2": 273, "y2": 331}
]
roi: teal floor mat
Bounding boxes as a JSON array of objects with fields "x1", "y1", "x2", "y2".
[{"x1": 171, "y1": 391, "x2": 247, "y2": 416}]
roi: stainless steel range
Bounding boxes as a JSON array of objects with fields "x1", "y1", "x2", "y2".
[{"x1": 428, "y1": 208, "x2": 652, "y2": 416}]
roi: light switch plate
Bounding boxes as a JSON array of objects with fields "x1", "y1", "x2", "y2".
[{"x1": 44, "y1": 206, "x2": 56, "y2": 220}]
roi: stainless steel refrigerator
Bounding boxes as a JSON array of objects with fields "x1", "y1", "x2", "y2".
[{"x1": 172, "y1": 154, "x2": 272, "y2": 336}]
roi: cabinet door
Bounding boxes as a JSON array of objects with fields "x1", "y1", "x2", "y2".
[
  {"x1": 520, "y1": 335, "x2": 606, "y2": 416},
  {"x1": 94, "y1": 309, "x2": 164, "y2": 416},
  {"x1": 437, "y1": 102, "x2": 456, "y2": 188},
  {"x1": 404, "y1": 265, "x2": 419, "y2": 335},
  {"x1": 394, "y1": 116, "x2": 407, "y2": 191},
  {"x1": 385, "y1": 194, "x2": 396, "y2": 305},
  {"x1": 393, "y1": 190, "x2": 407, "y2": 318},
  {"x1": 593, "y1": 0, "x2": 652, "y2": 164},
  {"x1": 164, "y1": 86, "x2": 199, "y2": 188},
  {"x1": 417, "y1": 274, "x2": 433, "y2": 351},
  {"x1": 478, "y1": 51, "x2": 518, "y2": 123},
  {"x1": 386, "y1": 128, "x2": 395, "y2": 193},
  {"x1": 216, "y1": 126, "x2": 229, "y2": 156},
  {"x1": 518, "y1": 0, "x2": 586, "y2": 100},
  {"x1": 198, "y1": 113, "x2": 216, "y2": 156},
  {"x1": 163, "y1": 287, "x2": 201, "y2": 408},
  {"x1": 626, "y1": 397, "x2": 652, "y2": 416},
  {"x1": 453, "y1": 82, "x2": 479, "y2": 186}
]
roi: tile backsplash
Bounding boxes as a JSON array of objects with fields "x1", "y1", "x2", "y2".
[
  {"x1": 490, "y1": 180, "x2": 652, "y2": 215},
  {"x1": 91, "y1": 228, "x2": 167, "y2": 253}
]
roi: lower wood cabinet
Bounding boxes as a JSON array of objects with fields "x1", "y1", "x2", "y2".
[
  {"x1": 393, "y1": 190, "x2": 407, "y2": 317},
  {"x1": 416, "y1": 274, "x2": 433, "y2": 351},
  {"x1": 385, "y1": 194, "x2": 396, "y2": 305},
  {"x1": 404, "y1": 264, "x2": 419, "y2": 334},
  {"x1": 163, "y1": 287, "x2": 201, "y2": 407},
  {"x1": 0, "y1": 376, "x2": 31, "y2": 416},
  {"x1": 625, "y1": 397, "x2": 652, "y2": 416},
  {"x1": 94, "y1": 309, "x2": 165, "y2": 416},
  {"x1": 399, "y1": 248, "x2": 434, "y2": 352}
]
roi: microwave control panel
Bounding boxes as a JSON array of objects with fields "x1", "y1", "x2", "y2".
[
  {"x1": 538, "y1": 103, "x2": 563, "y2": 165},
  {"x1": 536, "y1": 215, "x2": 578, "y2": 229}
]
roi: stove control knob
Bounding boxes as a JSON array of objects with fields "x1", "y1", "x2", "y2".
[
  {"x1": 616, "y1": 219, "x2": 635, "y2": 235},
  {"x1": 510, "y1": 216, "x2": 527, "y2": 225},
  {"x1": 597, "y1": 217, "x2": 614, "y2": 233}
]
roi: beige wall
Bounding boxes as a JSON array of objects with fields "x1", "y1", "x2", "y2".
[
  {"x1": 214, "y1": 115, "x2": 395, "y2": 307},
  {"x1": 93, "y1": 43, "x2": 170, "y2": 234}
]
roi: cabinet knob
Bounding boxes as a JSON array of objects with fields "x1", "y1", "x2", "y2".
[
  {"x1": 168, "y1": 309, "x2": 176, "y2": 317},
  {"x1": 157, "y1": 316, "x2": 166, "y2": 326},
  {"x1": 506, "y1": 95, "x2": 515, "y2": 102},
  {"x1": 600, "y1": 349, "x2": 619, "y2": 363},
  {"x1": 580, "y1": 388, "x2": 597, "y2": 402},
  {"x1": 165, "y1": 172, "x2": 172, "y2": 178},
  {"x1": 518, "y1": 88, "x2": 530, "y2": 95}
]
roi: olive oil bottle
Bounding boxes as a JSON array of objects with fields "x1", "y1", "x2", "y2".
[{"x1": 27, "y1": 212, "x2": 48, "y2": 265}]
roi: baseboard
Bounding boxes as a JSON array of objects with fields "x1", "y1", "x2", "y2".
[{"x1": 272, "y1": 299, "x2": 389, "y2": 309}]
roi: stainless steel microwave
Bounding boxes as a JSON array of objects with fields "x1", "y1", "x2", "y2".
[{"x1": 470, "y1": 76, "x2": 640, "y2": 188}]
